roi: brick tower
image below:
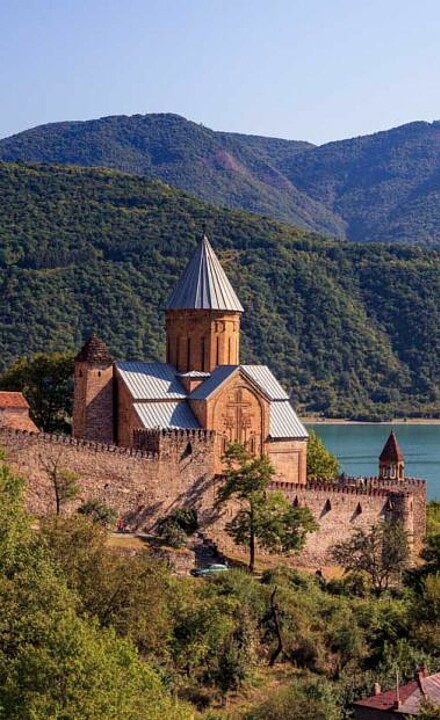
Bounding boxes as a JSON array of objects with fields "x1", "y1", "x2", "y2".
[
  {"x1": 379, "y1": 430, "x2": 405, "y2": 481},
  {"x1": 72, "y1": 334, "x2": 115, "y2": 443},
  {"x1": 165, "y1": 234, "x2": 244, "y2": 374}
]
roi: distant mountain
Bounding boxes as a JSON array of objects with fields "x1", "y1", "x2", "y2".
[
  {"x1": 282, "y1": 120, "x2": 440, "y2": 245},
  {"x1": 1, "y1": 161, "x2": 440, "y2": 420},
  {"x1": 0, "y1": 114, "x2": 342, "y2": 237},
  {"x1": 2, "y1": 114, "x2": 440, "y2": 244}
]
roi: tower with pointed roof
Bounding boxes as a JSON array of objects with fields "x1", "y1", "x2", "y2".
[
  {"x1": 72, "y1": 333, "x2": 115, "y2": 443},
  {"x1": 379, "y1": 430, "x2": 405, "y2": 481},
  {"x1": 72, "y1": 234, "x2": 309, "y2": 483},
  {"x1": 165, "y1": 234, "x2": 244, "y2": 375}
]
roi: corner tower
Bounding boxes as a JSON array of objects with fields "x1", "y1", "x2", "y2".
[
  {"x1": 379, "y1": 430, "x2": 405, "y2": 481},
  {"x1": 166, "y1": 234, "x2": 244, "y2": 373},
  {"x1": 72, "y1": 334, "x2": 115, "y2": 443}
]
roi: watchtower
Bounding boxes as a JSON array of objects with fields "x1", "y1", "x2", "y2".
[
  {"x1": 72, "y1": 334, "x2": 115, "y2": 443},
  {"x1": 379, "y1": 430, "x2": 405, "y2": 481}
]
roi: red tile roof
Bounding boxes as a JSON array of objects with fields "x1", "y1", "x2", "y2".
[
  {"x1": 354, "y1": 672, "x2": 440, "y2": 715},
  {"x1": 0, "y1": 413, "x2": 39, "y2": 433},
  {"x1": 354, "y1": 680, "x2": 418, "y2": 712},
  {"x1": 380, "y1": 430, "x2": 404, "y2": 462},
  {"x1": 0, "y1": 392, "x2": 29, "y2": 409}
]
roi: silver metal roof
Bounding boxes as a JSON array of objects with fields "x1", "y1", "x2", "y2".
[
  {"x1": 269, "y1": 401, "x2": 308, "y2": 439},
  {"x1": 190, "y1": 365, "x2": 238, "y2": 399},
  {"x1": 166, "y1": 235, "x2": 244, "y2": 312},
  {"x1": 241, "y1": 365, "x2": 290, "y2": 401},
  {"x1": 190, "y1": 364, "x2": 290, "y2": 402},
  {"x1": 400, "y1": 674, "x2": 440, "y2": 715},
  {"x1": 134, "y1": 402, "x2": 200, "y2": 430},
  {"x1": 116, "y1": 361, "x2": 186, "y2": 400}
]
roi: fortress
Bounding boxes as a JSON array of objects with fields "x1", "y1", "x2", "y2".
[{"x1": 0, "y1": 235, "x2": 427, "y2": 565}]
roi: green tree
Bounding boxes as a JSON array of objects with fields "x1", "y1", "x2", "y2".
[
  {"x1": 156, "y1": 507, "x2": 199, "y2": 547},
  {"x1": 243, "y1": 677, "x2": 340, "y2": 720},
  {"x1": 331, "y1": 522, "x2": 409, "y2": 594},
  {"x1": 307, "y1": 429, "x2": 340, "y2": 480},
  {"x1": 41, "y1": 451, "x2": 80, "y2": 515},
  {"x1": 419, "y1": 701, "x2": 440, "y2": 719},
  {"x1": 217, "y1": 444, "x2": 317, "y2": 573},
  {"x1": 78, "y1": 499, "x2": 117, "y2": 527},
  {"x1": 40, "y1": 516, "x2": 177, "y2": 663},
  {"x1": 0, "y1": 352, "x2": 74, "y2": 432},
  {"x1": 0, "y1": 461, "x2": 191, "y2": 720}
]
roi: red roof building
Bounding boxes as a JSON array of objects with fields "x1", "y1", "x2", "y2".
[
  {"x1": 0, "y1": 391, "x2": 39, "y2": 433},
  {"x1": 354, "y1": 670, "x2": 440, "y2": 718}
]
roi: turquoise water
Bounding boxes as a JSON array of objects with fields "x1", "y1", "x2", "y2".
[{"x1": 308, "y1": 423, "x2": 440, "y2": 500}]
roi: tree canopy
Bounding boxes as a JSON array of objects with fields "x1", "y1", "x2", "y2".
[
  {"x1": 306, "y1": 429, "x2": 340, "y2": 480},
  {"x1": 217, "y1": 444, "x2": 317, "y2": 572},
  {"x1": 0, "y1": 352, "x2": 74, "y2": 432}
]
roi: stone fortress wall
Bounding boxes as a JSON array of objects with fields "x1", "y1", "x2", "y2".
[{"x1": 0, "y1": 426, "x2": 426, "y2": 567}]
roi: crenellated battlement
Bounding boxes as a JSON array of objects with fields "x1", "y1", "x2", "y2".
[
  {"x1": 272, "y1": 481, "x2": 396, "y2": 498},
  {"x1": 270, "y1": 475, "x2": 426, "y2": 499},
  {"x1": 133, "y1": 427, "x2": 217, "y2": 455},
  {"x1": 0, "y1": 427, "x2": 159, "y2": 459}
]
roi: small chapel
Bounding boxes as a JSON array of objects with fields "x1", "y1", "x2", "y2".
[{"x1": 72, "y1": 234, "x2": 309, "y2": 484}]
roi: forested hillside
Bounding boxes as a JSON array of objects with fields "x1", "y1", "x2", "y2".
[
  {"x1": 1, "y1": 114, "x2": 440, "y2": 244},
  {"x1": 0, "y1": 114, "x2": 340, "y2": 236},
  {"x1": 1, "y1": 162, "x2": 440, "y2": 419}
]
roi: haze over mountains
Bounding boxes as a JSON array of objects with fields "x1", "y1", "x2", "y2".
[{"x1": 1, "y1": 114, "x2": 440, "y2": 245}]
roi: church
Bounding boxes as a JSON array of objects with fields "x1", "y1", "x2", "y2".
[{"x1": 72, "y1": 234, "x2": 308, "y2": 484}]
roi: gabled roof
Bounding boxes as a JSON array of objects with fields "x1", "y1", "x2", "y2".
[
  {"x1": 189, "y1": 365, "x2": 238, "y2": 399},
  {"x1": 76, "y1": 334, "x2": 113, "y2": 364},
  {"x1": 166, "y1": 234, "x2": 244, "y2": 312},
  {"x1": 189, "y1": 364, "x2": 307, "y2": 439},
  {"x1": 380, "y1": 430, "x2": 404, "y2": 462},
  {"x1": 189, "y1": 364, "x2": 290, "y2": 402},
  {"x1": 116, "y1": 361, "x2": 186, "y2": 400},
  {"x1": 0, "y1": 391, "x2": 29, "y2": 409},
  {"x1": 241, "y1": 365, "x2": 289, "y2": 401},
  {"x1": 354, "y1": 672, "x2": 440, "y2": 715},
  {"x1": 134, "y1": 402, "x2": 200, "y2": 430},
  {"x1": 269, "y1": 401, "x2": 308, "y2": 439},
  {"x1": 354, "y1": 680, "x2": 419, "y2": 713}
]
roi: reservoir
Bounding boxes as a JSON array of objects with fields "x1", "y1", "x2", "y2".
[{"x1": 308, "y1": 423, "x2": 440, "y2": 500}]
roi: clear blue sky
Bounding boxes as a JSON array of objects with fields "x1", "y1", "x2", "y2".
[{"x1": 1, "y1": 0, "x2": 439, "y2": 145}]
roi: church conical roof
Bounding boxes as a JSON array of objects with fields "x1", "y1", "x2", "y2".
[
  {"x1": 379, "y1": 431, "x2": 404, "y2": 462},
  {"x1": 75, "y1": 334, "x2": 114, "y2": 364},
  {"x1": 166, "y1": 234, "x2": 244, "y2": 312}
]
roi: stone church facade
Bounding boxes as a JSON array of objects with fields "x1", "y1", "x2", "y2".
[{"x1": 72, "y1": 235, "x2": 308, "y2": 484}]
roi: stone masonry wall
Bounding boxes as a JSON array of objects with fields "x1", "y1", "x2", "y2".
[
  {"x1": 0, "y1": 428, "x2": 425, "y2": 567},
  {"x1": 1, "y1": 428, "x2": 218, "y2": 529}
]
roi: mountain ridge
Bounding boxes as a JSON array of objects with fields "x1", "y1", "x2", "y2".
[{"x1": 3, "y1": 112, "x2": 440, "y2": 244}]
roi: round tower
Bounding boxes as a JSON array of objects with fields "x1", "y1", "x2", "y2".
[
  {"x1": 72, "y1": 334, "x2": 115, "y2": 443},
  {"x1": 379, "y1": 430, "x2": 405, "y2": 481},
  {"x1": 165, "y1": 234, "x2": 243, "y2": 373}
]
